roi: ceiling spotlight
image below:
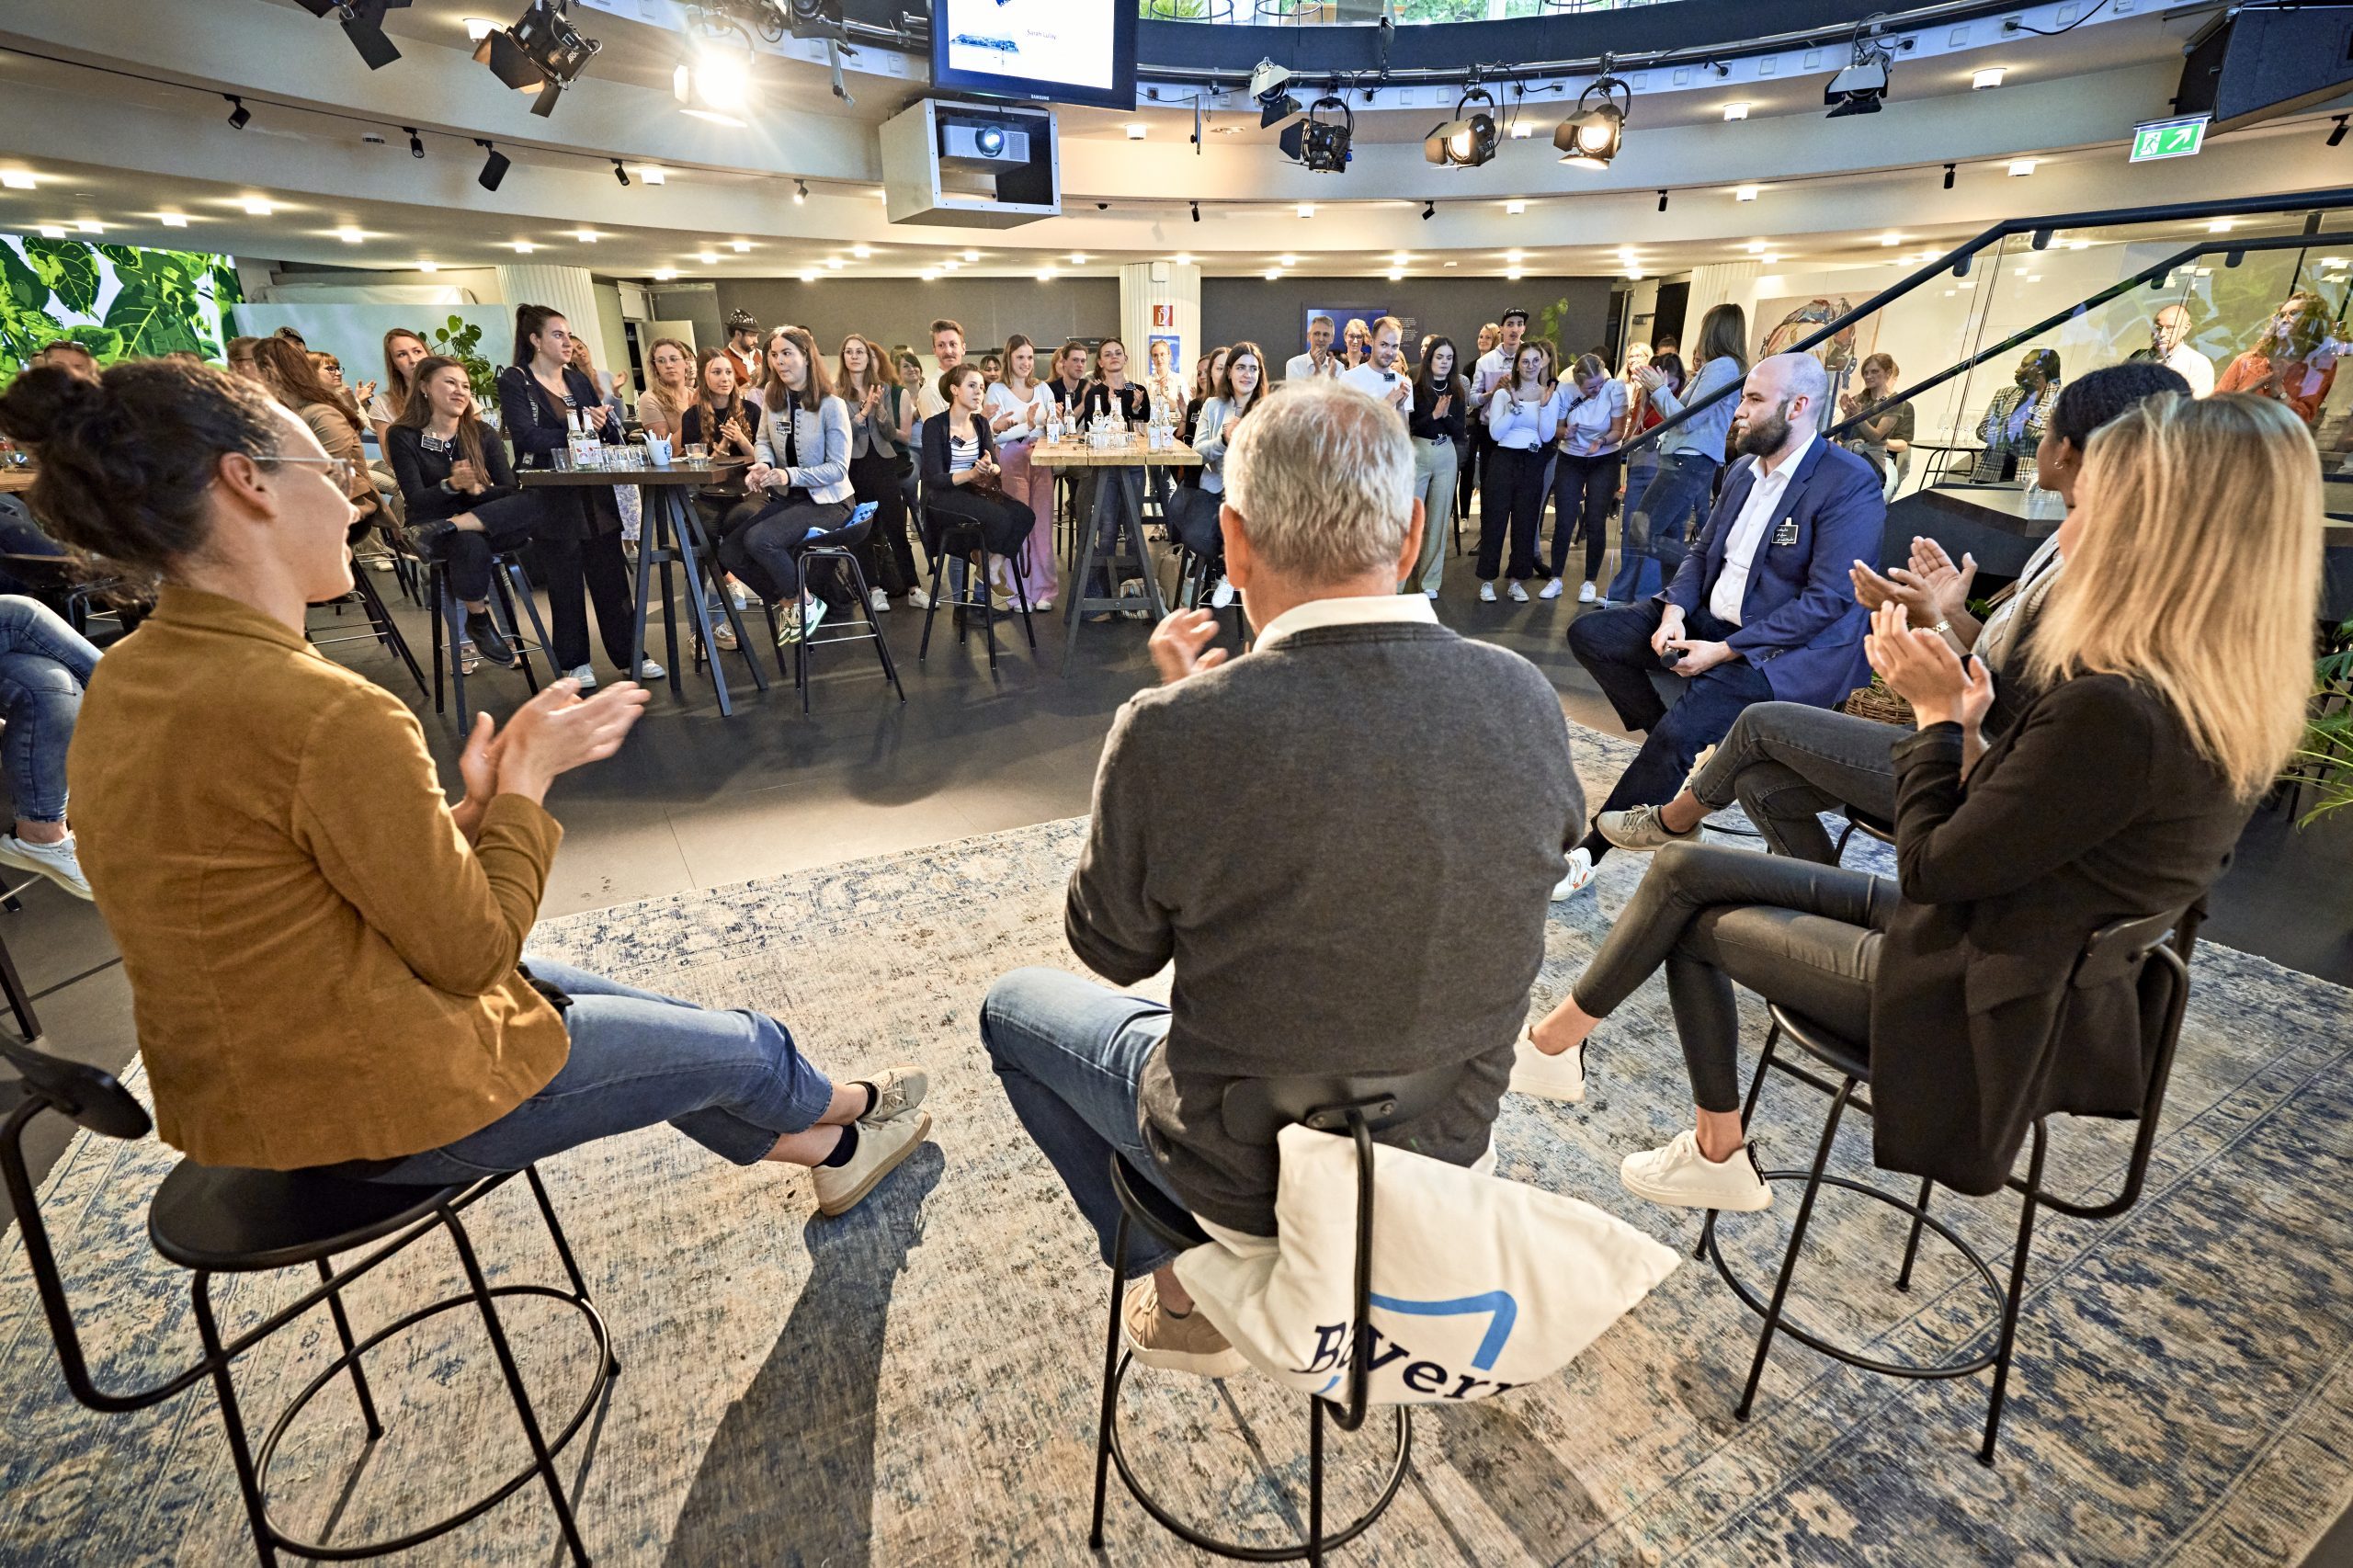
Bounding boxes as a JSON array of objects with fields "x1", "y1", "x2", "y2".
[
  {"x1": 225, "y1": 95, "x2": 252, "y2": 130},
  {"x1": 574, "y1": 228, "x2": 598, "y2": 242},
  {"x1": 1388, "y1": 268, "x2": 1404, "y2": 280},
  {"x1": 737, "y1": 240, "x2": 755, "y2": 253},
  {"x1": 1508, "y1": 122, "x2": 1533, "y2": 140},
  {"x1": 1175, "y1": 252, "x2": 1192, "y2": 263},
  {"x1": 1972, "y1": 66, "x2": 2006, "y2": 90},
  {"x1": 1723, "y1": 102, "x2": 1750, "y2": 121},
  {"x1": 1745, "y1": 240, "x2": 1767, "y2": 254},
  {"x1": 1506, "y1": 268, "x2": 1523, "y2": 281},
  {"x1": 418, "y1": 259, "x2": 438, "y2": 272},
  {"x1": 942, "y1": 258, "x2": 961, "y2": 270},
  {"x1": 241, "y1": 196, "x2": 275, "y2": 216},
  {"x1": 1506, "y1": 199, "x2": 1527, "y2": 215},
  {"x1": 1881, "y1": 232, "x2": 1901, "y2": 245},
  {"x1": 1125, "y1": 122, "x2": 1146, "y2": 140},
  {"x1": 800, "y1": 270, "x2": 818, "y2": 283},
  {"x1": 291, "y1": 0, "x2": 410, "y2": 70},
  {"x1": 2332, "y1": 116, "x2": 2350, "y2": 148},
  {"x1": 1071, "y1": 251, "x2": 1088, "y2": 265},
  {"x1": 2208, "y1": 218, "x2": 2234, "y2": 233},
  {"x1": 793, "y1": 179, "x2": 808, "y2": 204},
  {"x1": 407, "y1": 127, "x2": 426, "y2": 159},
  {"x1": 1825, "y1": 39, "x2": 1893, "y2": 118},
  {"x1": 963, "y1": 249, "x2": 979, "y2": 260},
  {"x1": 159, "y1": 212, "x2": 188, "y2": 228},
  {"x1": 699, "y1": 249, "x2": 718, "y2": 264},
  {"x1": 1263, "y1": 268, "x2": 1280, "y2": 281},
  {"x1": 475, "y1": 139, "x2": 510, "y2": 192},
  {"x1": 1422, "y1": 200, "x2": 1436, "y2": 221},
  {"x1": 1038, "y1": 267, "x2": 1057, "y2": 280},
  {"x1": 1735, "y1": 185, "x2": 1760, "y2": 201},
  {"x1": 473, "y1": 0, "x2": 601, "y2": 119},
  {"x1": 1297, "y1": 203, "x2": 1314, "y2": 219},
  {"x1": 336, "y1": 225, "x2": 363, "y2": 244},
  {"x1": 654, "y1": 267, "x2": 676, "y2": 281},
  {"x1": 1657, "y1": 188, "x2": 1670, "y2": 212},
  {"x1": 1279, "y1": 254, "x2": 1297, "y2": 267},
  {"x1": 511, "y1": 240, "x2": 535, "y2": 253},
  {"x1": 36, "y1": 226, "x2": 65, "y2": 239},
  {"x1": 1942, "y1": 161, "x2": 1956, "y2": 189},
  {"x1": 1427, "y1": 85, "x2": 1501, "y2": 168},
  {"x1": 922, "y1": 269, "x2": 940, "y2": 282},
  {"x1": 825, "y1": 256, "x2": 844, "y2": 268},
  {"x1": 0, "y1": 171, "x2": 33, "y2": 191},
  {"x1": 1555, "y1": 67, "x2": 1630, "y2": 171},
  {"x1": 1280, "y1": 96, "x2": 1354, "y2": 174},
  {"x1": 676, "y1": 47, "x2": 752, "y2": 119},
  {"x1": 612, "y1": 158, "x2": 630, "y2": 186},
  {"x1": 1191, "y1": 200, "x2": 1201, "y2": 222},
  {"x1": 74, "y1": 221, "x2": 101, "y2": 234},
  {"x1": 2007, "y1": 158, "x2": 2037, "y2": 176},
  {"x1": 641, "y1": 165, "x2": 666, "y2": 185}
]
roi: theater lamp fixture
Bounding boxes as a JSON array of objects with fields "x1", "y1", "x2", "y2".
[
  {"x1": 293, "y1": 0, "x2": 413, "y2": 70},
  {"x1": 1555, "y1": 68, "x2": 1630, "y2": 171},
  {"x1": 1280, "y1": 95, "x2": 1354, "y2": 174},
  {"x1": 474, "y1": 0, "x2": 601, "y2": 119},
  {"x1": 1425, "y1": 85, "x2": 1500, "y2": 169}
]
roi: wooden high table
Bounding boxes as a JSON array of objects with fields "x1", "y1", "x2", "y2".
[
  {"x1": 517, "y1": 456, "x2": 767, "y2": 716},
  {"x1": 0, "y1": 468, "x2": 35, "y2": 494},
  {"x1": 1029, "y1": 435, "x2": 1201, "y2": 666}
]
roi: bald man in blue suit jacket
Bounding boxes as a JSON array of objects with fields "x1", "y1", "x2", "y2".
[{"x1": 1561, "y1": 353, "x2": 1884, "y2": 896}]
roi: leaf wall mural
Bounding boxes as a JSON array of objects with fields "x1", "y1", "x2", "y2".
[{"x1": 0, "y1": 233, "x2": 243, "y2": 380}]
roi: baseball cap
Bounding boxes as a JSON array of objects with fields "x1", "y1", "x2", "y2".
[
  {"x1": 1499, "y1": 306, "x2": 1529, "y2": 325},
  {"x1": 724, "y1": 309, "x2": 759, "y2": 334}
]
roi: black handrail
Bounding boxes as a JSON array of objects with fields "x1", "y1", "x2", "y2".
[
  {"x1": 1825, "y1": 231, "x2": 2348, "y2": 443},
  {"x1": 1620, "y1": 186, "x2": 2353, "y2": 460}
]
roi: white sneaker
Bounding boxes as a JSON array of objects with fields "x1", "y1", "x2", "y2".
[
  {"x1": 565, "y1": 664, "x2": 598, "y2": 690},
  {"x1": 870, "y1": 586, "x2": 891, "y2": 614},
  {"x1": 804, "y1": 599, "x2": 828, "y2": 638},
  {"x1": 1540, "y1": 577, "x2": 1564, "y2": 600},
  {"x1": 1478, "y1": 582, "x2": 1497, "y2": 603},
  {"x1": 1550, "y1": 846, "x2": 1596, "y2": 902},
  {"x1": 1577, "y1": 581, "x2": 1598, "y2": 604},
  {"x1": 775, "y1": 607, "x2": 803, "y2": 646},
  {"x1": 1507, "y1": 581, "x2": 1530, "y2": 603},
  {"x1": 1620, "y1": 1129, "x2": 1773, "y2": 1212},
  {"x1": 637, "y1": 659, "x2": 665, "y2": 680},
  {"x1": 0, "y1": 834, "x2": 91, "y2": 900},
  {"x1": 1509, "y1": 1028, "x2": 1585, "y2": 1103},
  {"x1": 1210, "y1": 575, "x2": 1236, "y2": 610},
  {"x1": 908, "y1": 586, "x2": 933, "y2": 609}
]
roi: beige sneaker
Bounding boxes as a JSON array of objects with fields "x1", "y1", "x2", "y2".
[
  {"x1": 859, "y1": 1064, "x2": 928, "y2": 1125},
  {"x1": 1121, "y1": 1278, "x2": 1246, "y2": 1378},
  {"x1": 811, "y1": 1109, "x2": 932, "y2": 1217}
]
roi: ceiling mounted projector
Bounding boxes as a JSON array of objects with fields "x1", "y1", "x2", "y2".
[{"x1": 1825, "y1": 48, "x2": 1891, "y2": 118}]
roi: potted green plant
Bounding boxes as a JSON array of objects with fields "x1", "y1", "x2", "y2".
[
  {"x1": 428, "y1": 315, "x2": 500, "y2": 426},
  {"x1": 2290, "y1": 618, "x2": 2353, "y2": 824}
]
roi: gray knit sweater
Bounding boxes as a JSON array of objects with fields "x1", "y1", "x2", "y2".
[{"x1": 1065, "y1": 620, "x2": 1583, "y2": 1234}]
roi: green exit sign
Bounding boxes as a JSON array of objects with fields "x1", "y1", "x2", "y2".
[{"x1": 2131, "y1": 116, "x2": 2209, "y2": 163}]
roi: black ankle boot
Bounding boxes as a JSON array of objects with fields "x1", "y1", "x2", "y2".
[{"x1": 465, "y1": 608, "x2": 517, "y2": 667}]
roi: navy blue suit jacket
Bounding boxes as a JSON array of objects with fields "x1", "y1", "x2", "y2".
[{"x1": 1661, "y1": 437, "x2": 1885, "y2": 710}]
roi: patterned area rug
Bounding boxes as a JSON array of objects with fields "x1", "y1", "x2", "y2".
[{"x1": 4, "y1": 725, "x2": 2352, "y2": 1567}]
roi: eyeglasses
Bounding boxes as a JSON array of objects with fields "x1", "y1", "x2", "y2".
[{"x1": 266, "y1": 454, "x2": 366, "y2": 494}]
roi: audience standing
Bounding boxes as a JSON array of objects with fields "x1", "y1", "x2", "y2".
[
  {"x1": 636, "y1": 336, "x2": 698, "y2": 441},
  {"x1": 1630, "y1": 304, "x2": 1746, "y2": 585},
  {"x1": 1337, "y1": 316, "x2": 1413, "y2": 419},
  {"x1": 368, "y1": 328, "x2": 430, "y2": 450},
  {"x1": 839, "y1": 333, "x2": 921, "y2": 608},
  {"x1": 1546, "y1": 352, "x2": 1631, "y2": 604},
  {"x1": 1284, "y1": 315, "x2": 1344, "y2": 382},
  {"x1": 2132, "y1": 304, "x2": 2215, "y2": 399},
  {"x1": 1406, "y1": 335, "x2": 1467, "y2": 598},
  {"x1": 2217, "y1": 291, "x2": 2337, "y2": 426},
  {"x1": 1972, "y1": 348, "x2": 2063, "y2": 483},
  {"x1": 1477, "y1": 342, "x2": 1563, "y2": 602},
  {"x1": 987, "y1": 334, "x2": 1059, "y2": 610}
]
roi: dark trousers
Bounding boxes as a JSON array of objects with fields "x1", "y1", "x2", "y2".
[
  {"x1": 1569, "y1": 842, "x2": 1891, "y2": 1112},
  {"x1": 1548, "y1": 450, "x2": 1620, "y2": 585},
  {"x1": 535, "y1": 531, "x2": 636, "y2": 671},
  {"x1": 1631, "y1": 450, "x2": 1720, "y2": 582},
  {"x1": 924, "y1": 484, "x2": 1038, "y2": 561},
  {"x1": 719, "y1": 494, "x2": 858, "y2": 607},
  {"x1": 849, "y1": 449, "x2": 919, "y2": 596},
  {"x1": 1689, "y1": 701, "x2": 1903, "y2": 865},
  {"x1": 435, "y1": 493, "x2": 540, "y2": 603},
  {"x1": 1458, "y1": 428, "x2": 1485, "y2": 521},
  {"x1": 1608, "y1": 454, "x2": 1663, "y2": 602},
  {"x1": 1476, "y1": 445, "x2": 1549, "y2": 582},
  {"x1": 1566, "y1": 599, "x2": 1774, "y2": 860}
]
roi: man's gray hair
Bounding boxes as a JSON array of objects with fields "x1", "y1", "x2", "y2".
[
  {"x1": 1225, "y1": 381, "x2": 1413, "y2": 583},
  {"x1": 1309, "y1": 313, "x2": 1335, "y2": 331}
]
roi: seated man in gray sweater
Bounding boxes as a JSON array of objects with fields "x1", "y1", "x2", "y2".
[{"x1": 983, "y1": 380, "x2": 1584, "y2": 1376}]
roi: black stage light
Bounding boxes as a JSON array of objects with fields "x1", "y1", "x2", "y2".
[
  {"x1": 1421, "y1": 199, "x2": 1436, "y2": 221},
  {"x1": 476, "y1": 139, "x2": 511, "y2": 191},
  {"x1": 1657, "y1": 188, "x2": 1669, "y2": 212},
  {"x1": 1942, "y1": 161, "x2": 1956, "y2": 189},
  {"x1": 794, "y1": 179, "x2": 809, "y2": 203},
  {"x1": 293, "y1": 0, "x2": 414, "y2": 70},
  {"x1": 612, "y1": 158, "x2": 631, "y2": 186},
  {"x1": 475, "y1": 0, "x2": 601, "y2": 119},
  {"x1": 407, "y1": 126, "x2": 426, "y2": 158},
  {"x1": 1556, "y1": 70, "x2": 1630, "y2": 170},
  {"x1": 1191, "y1": 199, "x2": 1201, "y2": 222},
  {"x1": 786, "y1": 0, "x2": 845, "y2": 41},
  {"x1": 1279, "y1": 96, "x2": 1353, "y2": 174},
  {"x1": 1425, "y1": 86, "x2": 1499, "y2": 168},
  {"x1": 2332, "y1": 115, "x2": 2349, "y2": 148},
  {"x1": 225, "y1": 94, "x2": 251, "y2": 130}
]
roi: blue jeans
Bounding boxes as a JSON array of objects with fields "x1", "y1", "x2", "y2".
[
  {"x1": 0, "y1": 596, "x2": 98, "y2": 824},
  {"x1": 1631, "y1": 450, "x2": 1721, "y2": 585},
  {"x1": 983, "y1": 967, "x2": 1188, "y2": 1275},
  {"x1": 354, "y1": 956, "x2": 835, "y2": 1183},
  {"x1": 1608, "y1": 456, "x2": 1662, "y2": 602}
]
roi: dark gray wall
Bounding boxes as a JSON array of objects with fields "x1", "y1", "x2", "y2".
[
  {"x1": 711, "y1": 277, "x2": 1120, "y2": 358},
  {"x1": 1201, "y1": 276, "x2": 1618, "y2": 370}
]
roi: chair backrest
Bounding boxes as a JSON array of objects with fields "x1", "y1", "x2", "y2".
[
  {"x1": 1218, "y1": 1062, "x2": 1464, "y2": 1431},
  {"x1": 0, "y1": 1035, "x2": 150, "y2": 1142}
]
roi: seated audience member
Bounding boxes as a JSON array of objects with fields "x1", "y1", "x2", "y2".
[
  {"x1": 1602, "y1": 362, "x2": 2192, "y2": 864},
  {"x1": 386, "y1": 355, "x2": 545, "y2": 668},
  {"x1": 1284, "y1": 315, "x2": 1343, "y2": 383},
  {"x1": 311, "y1": 350, "x2": 368, "y2": 422},
  {"x1": 636, "y1": 337, "x2": 698, "y2": 442},
  {"x1": 983, "y1": 380, "x2": 1582, "y2": 1374},
  {"x1": 367, "y1": 328, "x2": 430, "y2": 450},
  {"x1": 272, "y1": 325, "x2": 309, "y2": 351},
  {"x1": 987, "y1": 335, "x2": 1059, "y2": 610},
  {"x1": 725, "y1": 325, "x2": 857, "y2": 646},
  {"x1": 1142, "y1": 336, "x2": 1188, "y2": 427},
  {"x1": 1972, "y1": 348, "x2": 2062, "y2": 483},
  {"x1": 0, "y1": 360, "x2": 932, "y2": 1205},
  {"x1": 497, "y1": 305, "x2": 653, "y2": 687},
  {"x1": 566, "y1": 332, "x2": 627, "y2": 425},
  {"x1": 2217, "y1": 290, "x2": 2338, "y2": 426},
  {"x1": 1837, "y1": 352, "x2": 1913, "y2": 496},
  {"x1": 921, "y1": 364, "x2": 1038, "y2": 605},
  {"x1": 980, "y1": 351, "x2": 1005, "y2": 389},
  {"x1": 839, "y1": 333, "x2": 921, "y2": 608},
  {"x1": 917, "y1": 318, "x2": 967, "y2": 423},
  {"x1": 1406, "y1": 335, "x2": 1468, "y2": 598},
  {"x1": 1557, "y1": 354, "x2": 1882, "y2": 900},
  {"x1": 0, "y1": 594, "x2": 100, "y2": 899},
  {"x1": 680, "y1": 349, "x2": 762, "y2": 652},
  {"x1": 2130, "y1": 304, "x2": 2215, "y2": 399},
  {"x1": 252, "y1": 335, "x2": 380, "y2": 539},
  {"x1": 225, "y1": 336, "x2": 264, "y2": 381},
  {"x1": 34, "y1": 342, "x2": 100, "y2": 383},
  {"x1": 1183, "y1": 341, "x2": 1267, "y2": 608},
  {"x1": 1547, "y1": 351, "x2": 1631, "y2": 604},
  {"x1": 1518, "y1": 392, "x2": 2320, "y2": 1213}
]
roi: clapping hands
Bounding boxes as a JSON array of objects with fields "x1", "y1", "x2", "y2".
[{"x1": 1864, "y1": 602, "x2": 1994, "y2": 731}]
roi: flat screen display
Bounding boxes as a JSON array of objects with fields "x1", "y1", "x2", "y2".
[{"x1": 929, "y1": 0, "x2": 1137, "y2": 112}]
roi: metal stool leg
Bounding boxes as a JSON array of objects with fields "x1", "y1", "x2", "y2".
[
  {"x1": 438, "y1": 571, "x2": 471, "y2": 731},
  {"x1": 1308, "y1": 1394, "x2": 1326, "y2": 1568},
  {"x1": 0, "y1": 926, "x2": 40, "y2": 1040},
  {"x1": 525, "y1": 1165, "x2": 621, "y2": 1379},
  {"x1": 351, "y1": 569, "x2": 426, "y2": 698},
  {"x1": 192, "y1": 1273, "x2": 281, "y2": 1567},
  {"x1": 1894, "y1": 1177, "x2": 1936, "y2": 1290},
  {"x1": 494, "y1": 558, "x2": 551, "y2": 695},
  {"x1": 313, "y1": 1256, "x2": 384, "y2": 1440},
  {"x1": 1089, "y1": 1211, "x2": 1131, "y2": 1551},
  {"x1": 1979, "y1": 1125, "x2": 2048, "y2": 1464},
  {"x1": 440, "y1": 1207, "x2": 592, "y2": 1566},
  {"x1": 1733, "y1": 1076, "x2": 1856, "y2": 1422}
]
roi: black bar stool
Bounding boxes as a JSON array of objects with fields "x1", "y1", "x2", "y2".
[
  {"x1": 306, "y1": 570, "x2": 426, "y2": 699},
  {"x1": 0, "y1": 1035, "x2": 619, "y2": 1564},
  {"x1": 1830, "y1": 806, "x2": 1896, "y2": 863},
  {"x1": 1089, "y1": 1066, "x2": 1458, "y2": 1565},
  {"x1": 426, "y1": 551, "x2": 552, "y2": 729},
  {"x1": 917, "y1": 510, "x2": 1037, "y2": 674},
  {"x1": 1697, "y1": 906, "x2": 2193, "y2": 1463},
  {"x1": 778, "y1": 502, "x2": 904, "y2": 714}
]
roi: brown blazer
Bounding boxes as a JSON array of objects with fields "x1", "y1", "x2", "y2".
[
  {"x1": 1871, "y1": 675, "x2": 2247, "y2": 1194},
  {"x1": 69, "y1": 587, "x2": 570, "y2": 1169}
]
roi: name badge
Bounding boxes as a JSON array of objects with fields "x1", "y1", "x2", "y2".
[{"x1": 1771, "y1": 517, "x2": 1800, "y2": 548}]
